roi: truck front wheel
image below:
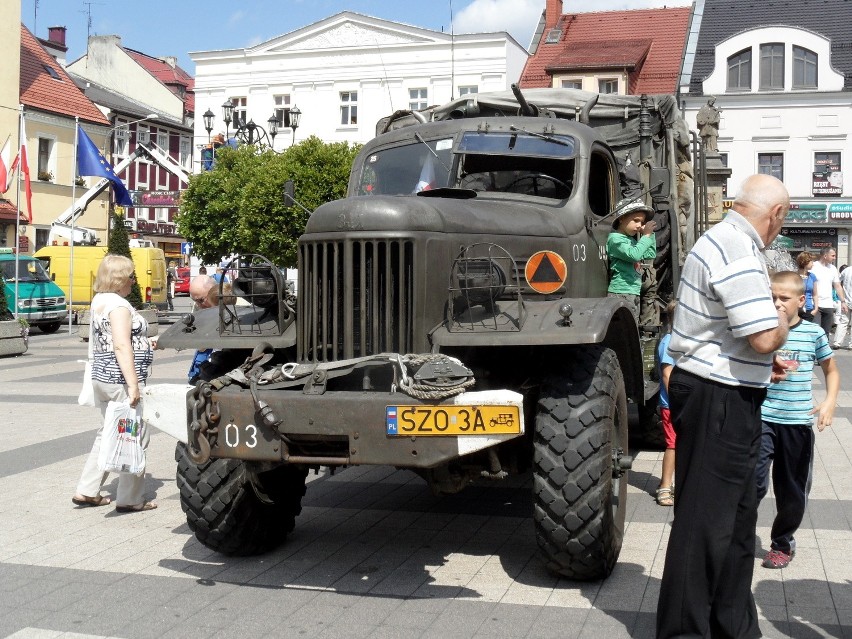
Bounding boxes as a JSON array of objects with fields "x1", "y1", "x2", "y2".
[
  {"x1": 39, "y1": 322, "x2": 61, "y2": 334},
  {"x1": 533, "y1": 345, "x2": 629, "y2": 580},
  {"x1": 175, "y1": 443, "x2": 308, "y2": 555}
]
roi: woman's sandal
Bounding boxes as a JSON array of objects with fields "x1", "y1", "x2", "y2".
[
  {"x1": 656, "y1": 487, "x2": 674, "y2": 507},
  {"x1": 115, "y1": 501, "x2": 158, "y2": 513},
  {"x1": 72, "y1": 494, "x2": 111, "y2": 507}
]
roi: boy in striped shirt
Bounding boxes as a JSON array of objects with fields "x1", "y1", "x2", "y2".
[{"x1": 756, "y1": 270, "x2": 839, "y2": 569}]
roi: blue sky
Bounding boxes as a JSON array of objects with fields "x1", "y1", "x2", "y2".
[{"x1": 22, "y1": 0, "x2": 690, "y2": 73}]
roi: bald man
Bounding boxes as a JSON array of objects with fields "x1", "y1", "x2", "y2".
[
  {"x1": 657, "y1": 174, "x2": 791, "y2": 639},
  {"x1": 189, "y1": 274, "x2": 217, "y2": 310}
]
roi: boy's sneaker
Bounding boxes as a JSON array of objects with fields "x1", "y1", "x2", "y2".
[{"x1": 762, "y1": 548, "x2": 794, "y2": 569}]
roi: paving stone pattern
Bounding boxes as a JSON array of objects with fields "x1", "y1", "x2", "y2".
[{"x1": 1, "y1": 324, "x2": 851, "y2": 639}]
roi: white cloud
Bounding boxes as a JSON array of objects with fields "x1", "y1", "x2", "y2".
[
  {"x1": 452, "y1": 0, "x2": 542, "y2": 48},
  {"x1": 228, "y1": 10, "x2": 246, "y2": 27}
]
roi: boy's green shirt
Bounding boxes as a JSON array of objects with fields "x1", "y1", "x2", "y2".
[{"x1": 606, "y1": 231, "x2": 656, "y2": 295}]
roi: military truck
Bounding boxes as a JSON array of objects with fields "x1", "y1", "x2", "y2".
[{"x1": 151, "y1": 87, "x2": 699, "y2": 580}]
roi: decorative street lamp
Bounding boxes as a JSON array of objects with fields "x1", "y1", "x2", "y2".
[
  {"x1": 222, "y1": 99, "x2": 234, "y2": 141},
  {"x1": 202, "y1": 108, "x2": 215, "y2": 145}
]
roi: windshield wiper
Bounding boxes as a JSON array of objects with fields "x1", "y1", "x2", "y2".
[
  {"x1": 414, "y1": 132, "x2": 452, "y2": 173},
  {"x1": 508, "y1": 125, "x2": 573, "y2": 148}
]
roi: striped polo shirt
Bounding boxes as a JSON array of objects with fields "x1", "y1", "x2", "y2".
[
  {"x1": 668, "y1": 210, "x2": 780, "y2": 388},
  {"x1": 762, "y1": 320, "x2": 832, "y2": 424}
]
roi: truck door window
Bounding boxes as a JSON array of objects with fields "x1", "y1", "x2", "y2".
[
  {"x1": 1, "y1": 260, "x2": 51, "y2": 282},
  {"x1": 588, "y1": 151, "x2": 614, "y2": 216},
  {"x1": 357, "y1": 138, "x2": 454, "y2": 196}
]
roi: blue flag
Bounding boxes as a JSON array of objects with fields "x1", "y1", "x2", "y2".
[{"x1": 76, "y1": 125, "x2": 133, "y2": 207}]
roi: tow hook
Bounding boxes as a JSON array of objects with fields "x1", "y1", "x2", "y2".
[{"x1": 612, "y1": 448, "x2": 633, "y2": 479}]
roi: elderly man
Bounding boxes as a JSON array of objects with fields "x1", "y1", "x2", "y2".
[
  {"x1": 187, "y1": 275, "x2": 217, "y2": 383},
  {"x1": 657, "y1": 174, "x2": 791, "y2": 639}
]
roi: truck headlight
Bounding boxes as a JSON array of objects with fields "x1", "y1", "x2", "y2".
[
  {"x1": 18, "y1": 299, "x2": 32, "y2": 309},
  {"x1": 56, "y1": 297, "x2": 66, "y2": 305}
]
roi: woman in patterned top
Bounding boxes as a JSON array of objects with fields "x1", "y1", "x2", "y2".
[{"x1": 72, "y1": 255, "x2": 157, "y2": 512}]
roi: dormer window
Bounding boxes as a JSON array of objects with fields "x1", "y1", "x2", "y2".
[
  {"x1": 727, "y1": 48, "x2": 752, "y2": 91},
  {"x1": 760, "y1": 43, "x2": 784, "y2": 90},
  {"x1": 545, "y1": 28, "x2": 562, "y2": 44},
  {"x1": 793, "y1": 46, "x2": 818, "y2": 89},
  {"x1": 43, "y1": 64, "x2": 61, "y2": 81}
]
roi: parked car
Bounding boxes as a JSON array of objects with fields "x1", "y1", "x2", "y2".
[{"x1": 174, "y1": 266, "x2": 190, "y2": 296}]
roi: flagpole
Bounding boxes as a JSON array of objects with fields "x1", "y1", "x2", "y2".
[
  {"x1": 13, "y1": 106, "x2": 22, "y2": 321},
  {"x1": 69, "y1": 117, "x2": 79, "y2": 330}
]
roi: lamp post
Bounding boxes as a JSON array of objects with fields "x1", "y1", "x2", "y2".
[
  {"x1": 202, "y1": 108, "x2": 214, "y2": 145},
  {"x1": 207, "y1": 101, "x2": 299, "y2": 150},
  {"x1": 222, "y1": 99, "x2": 234, "y2": 142},
  {"x1": 281, "y1": 105, "x2": 301, "y2": 144}
]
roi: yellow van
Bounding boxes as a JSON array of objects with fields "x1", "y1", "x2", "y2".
[{"x1": 34, "y1": 245, "x2": 168, "y2": 309}]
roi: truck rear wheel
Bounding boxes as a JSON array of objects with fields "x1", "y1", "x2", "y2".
[
  {"x1": 533, "y1": 345, "x2": 628, "y2": 580},
  {"x1": 175, "y1": 443, "x2": 308, "y2": 555}
]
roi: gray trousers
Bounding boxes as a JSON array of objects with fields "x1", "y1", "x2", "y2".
[{"x1": 75, "y1": 380, "x2": 149, "y2": 507}]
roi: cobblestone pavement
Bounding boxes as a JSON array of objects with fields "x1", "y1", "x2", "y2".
[{"x1": 1, "y1": 322, "x2": 850, "y2": 639}]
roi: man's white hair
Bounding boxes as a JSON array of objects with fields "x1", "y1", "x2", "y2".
[{"x1": 733, "y1": 174, "x2": 788, "y2": 215}]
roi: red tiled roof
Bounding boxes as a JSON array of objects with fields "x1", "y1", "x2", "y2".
[
  {"x1": 520, "y1": 7, "x2": 691, "y2": 95},
  {"x1": 19, "y1": 25, "x2": 109, "y2": 125},
  {"x1": 124, "y1": 49, "x2": 195, "y2": 114},
  {"x1": 0, "y1": 199, "x2": 28, "y2": 223}
]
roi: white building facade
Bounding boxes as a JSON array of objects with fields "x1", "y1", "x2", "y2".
[
  {"x1": 191, "y1": 12, "x2": 529, "y2": 163},
  {"x1": 681, "y1": 3, "x2": 852, "y2": 263}
]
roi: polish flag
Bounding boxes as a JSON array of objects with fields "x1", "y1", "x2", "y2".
[
  {"x1": 0, "y1": 136, "x2": 16, "y2": 194},
  {"x1": 18, "y1": 118, "x2": 32, "y2": 222}
]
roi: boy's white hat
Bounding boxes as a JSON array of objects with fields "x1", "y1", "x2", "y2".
[{"x1": 612, "y1": 197, "x2": 654, "y2": 229}]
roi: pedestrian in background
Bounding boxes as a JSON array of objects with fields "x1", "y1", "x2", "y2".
[
  {"x1": 796, "y1": 251, "x2": 819, "y2": 322},
  {"x1": 72, "y1": 254, "x2": 157, "y2": 512},
  {"x1": 657, "y1": 174, "x2": 790, "y2": 639},
  {"x1": 655, "y1": 299, "x2": 677, "y2": 507},
  {"x1": 810, "y1": 247, "x2": 847, "y2": 338},
  {"x1": 166, "y1": 260, "x2": 176, "y2": 311},
  {"x1": 832, "y1": 264, "x2": 852, "y2": 349},
  {"x1": 756, "y1": 271, "x2": 838, "y2": 569}
]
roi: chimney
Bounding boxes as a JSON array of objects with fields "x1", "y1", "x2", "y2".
[
  {"x1": 48, "y1": 26, "x2": 66, "y2": 46},
  {"x1": 163, "y1": 56, "x2": 177, "y2": 68},
  {"x1": 545, "y1": 0, "x2": 563, "y2": 31}
]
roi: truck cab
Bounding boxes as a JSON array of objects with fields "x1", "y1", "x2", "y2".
[{"x1": 0, "y1": 249, "x2": 68, "y2": 333}]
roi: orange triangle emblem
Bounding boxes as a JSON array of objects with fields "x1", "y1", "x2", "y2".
[{"x1": 525, "y1": 251, "x2": 567, "y2": 294}]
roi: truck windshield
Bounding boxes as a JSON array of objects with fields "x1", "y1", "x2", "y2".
[
  {"x1": 456, "y1": 132, "x2": 577, "y2": 200},
  {"x1": 1, "y1": 259, "x2": 51, "y2": 283},
  {"x1": 357, "y1": 138, "x2": 454, "y2": 196}
]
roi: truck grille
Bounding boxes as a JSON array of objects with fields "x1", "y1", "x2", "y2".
[
  {"x1": 298, "y1": 239, "x2": 415, "y2": 362},
  {"x1": 35, "y1": 298, "x2": 61, "y2": 307}
]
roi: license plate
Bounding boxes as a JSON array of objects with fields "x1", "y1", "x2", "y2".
[{"x1": 386, "y1": 405, "x2": 521, "y2": 436}]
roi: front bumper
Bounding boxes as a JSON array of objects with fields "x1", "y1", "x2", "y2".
[{"x1": 143, "y1": 384, "x2": 524, "y2": 468}]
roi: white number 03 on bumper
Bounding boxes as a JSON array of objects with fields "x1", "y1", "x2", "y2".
[{"x1": 386, "y1": 392, "x2": 523, "y2": 437}]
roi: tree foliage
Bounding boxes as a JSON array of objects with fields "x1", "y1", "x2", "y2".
[
  {"x1": 0, "y1": 266, "x2": 10, "y2": 320},
  {"x1": 177, "y1": 136, "x2": 360, "y2": 267},
  {"x1": 107, "y1": 212, "x2": 143, "y2": 308}
]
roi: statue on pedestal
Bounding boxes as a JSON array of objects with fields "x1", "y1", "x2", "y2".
[{"x1": 696, "y1": 97, "x2": 721, "y2": 154}]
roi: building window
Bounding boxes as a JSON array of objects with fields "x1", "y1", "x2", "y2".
[
  {"x1": 727, "y1": 48, "x2": 752, "y2": 91},
  {"x1": 137, "y1": 126, "x2": 150, "y2": 145},
  {"x1": 409, "y1": 88, "x2": 428, "y2": 111},
  {"x1": 230, "y1": 97, "x2": 247, "y2": 128},
  {"x1": 545, "y1": 28, "x2": 562, "y2": 44},
  {"x1": 274, "y1": 94, "x2": 290, "y2": 126},
  {"x1": 37, "y1": 138, "x2": 53, "y2": 178},
  {"x1": 179, "y1": 136, "x2": 191, "y2": 169},
  {"x1": 114, "y1": 126, "x2": 128, "y2": 157},
  {"x1": 458, "y1": 86, "x2": 478, "y2": 96},
  {"x1": 598, "y1": 78, "x2": 618, "y2": 94},
  {"x1": 156, "y1": 129, "x2": 168, "y2": 149},
  {"x1": 340, "y1": 91, "x2": 358, "y2": 125},
  {"x1": 758, "y1": 153, "x2": 783, "y2": 181},
  {"x1": 815, "y1": 152, "x2": 841, "y2": 174},
  {"x1": 561, "y1": 79, "x2": 582, "y2": 89},
  {"x1": 759, "y1": 43, "x2": 784, "y2": 90},
  {"x1": 793, "y1": 46, "x2": 818, "y2": 89}
]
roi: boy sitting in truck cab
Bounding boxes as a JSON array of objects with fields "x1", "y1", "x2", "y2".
[{"x1": 607, "y1": 198, "x2": 656, "y2": 325}]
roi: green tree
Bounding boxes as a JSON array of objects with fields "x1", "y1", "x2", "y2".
[
  {"x1": 0, "y1": 268, "x2": 11, "y2": 320},
  {"x1": 107, "y1": 212, "x2": 143, "y2": 308},
  {"x1": 177, "y1": 136, "x2": 360, "y2": 266}
]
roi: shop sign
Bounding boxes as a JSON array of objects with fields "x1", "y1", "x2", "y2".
[
  {"x1": 135, "y1": 220, "x2": 177, "y2": 235},
  {"x1": 812, "y1": 172, "x2": 843, "y2": 196},
  {"x1": 829, "y1": 202, "x2": 852, "y2": 220},
  {"x1": 786, "y1": 202, "x2": 826, "y2": 223},
  {"x1": 17, "y1": 235, "x2": 29, "y2": 253},
  {"x1": 129, "y1": 190, "x2": 181, "y2": 208},
  {"x1": 781, "y1": 227, "x2": 836, "y2": 253}
]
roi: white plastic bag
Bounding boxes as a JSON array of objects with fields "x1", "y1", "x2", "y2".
[
  {"x1": 98, "y1": 401, "x2": 146, "y2": 476},
  {"x1": 77, "y1": 361, "x2": 95, "y2": 406}
]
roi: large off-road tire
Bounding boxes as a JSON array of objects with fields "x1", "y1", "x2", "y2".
[
  {"x1": 39, "y1": 322, "x2": 61, "y2": 334},
  {"x1": 175, "y1": 442, "x2": 308, "y2": 555},
  {"x1": 534, "y1": 345, "x2": 629, "y2": 580}
]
